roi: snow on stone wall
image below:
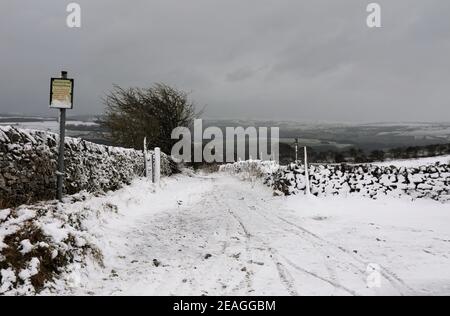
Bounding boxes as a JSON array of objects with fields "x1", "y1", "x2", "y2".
[
  {"x1": 221, "y1": 160, "x2": 450, "y2": 202},
  {"x1": 219, "y1": 160, "x2": 279, "y2": 181},
  {"x1": 0, "y1": 126, "x2": 175, "y2": 208}
]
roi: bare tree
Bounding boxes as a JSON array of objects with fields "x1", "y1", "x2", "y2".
[{"x1": 101, "y1": 83, "x2": 200, "y2": 153}]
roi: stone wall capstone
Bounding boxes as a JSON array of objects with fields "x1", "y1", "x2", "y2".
[{"x1": 0, "y1": 126, "x2": 176, "y2": 208}]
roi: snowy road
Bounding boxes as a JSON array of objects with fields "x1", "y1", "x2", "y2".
[{"x1": 67, "y1": 174, "x2": 450, "y2": 296}]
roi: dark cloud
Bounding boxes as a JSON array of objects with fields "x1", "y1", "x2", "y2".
[{"x1": 0, "y1": 0, "x2": 449, "y2": 122}]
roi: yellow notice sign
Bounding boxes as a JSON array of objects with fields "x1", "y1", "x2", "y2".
[{"x1": 50, "y1": 78, "x2": 74, "y2": 109}]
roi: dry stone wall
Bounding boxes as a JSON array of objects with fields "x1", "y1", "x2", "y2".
[
  {"x1": 220, "y1": 160, "x2": 450, "y2": 202},
  {"x1": 269, "y1": 163, "x2": 450, "y2": 202},
  {"x1": 0, "y1": 126, "x2": 175, "y2": 208}
]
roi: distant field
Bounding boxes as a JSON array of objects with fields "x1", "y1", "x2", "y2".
[
  {"x1": 374, "y1": 155, "x2": 450, "y2": 168},
  {"x1": 1, "y1": 115, "x2": 450, "y2": 151},
  {"x1": 279, "y1": 137, "x2": 353, "y2": 150},
  {"x1": 206, "y1": 119, "x2": 450, "y2": 151},
  {"x1": 0, "y1": 115, "x2": 106, "y2": 143}
]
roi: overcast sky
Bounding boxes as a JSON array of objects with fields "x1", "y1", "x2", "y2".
[{"x1": 0, "y1": 0, "x2": 449, "y2": 122}]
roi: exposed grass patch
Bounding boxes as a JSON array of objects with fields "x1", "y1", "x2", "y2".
[{"x1": 0, "y1": 202, "x2": 104, "y2": 295}]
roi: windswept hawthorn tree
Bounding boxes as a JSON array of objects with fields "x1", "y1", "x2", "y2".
[{"x1": 101, "y1": 83, "x2": 200, "y2": 154}]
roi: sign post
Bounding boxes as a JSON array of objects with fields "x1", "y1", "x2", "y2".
[{"x1": 50, "y1": 71, "x2": 74, "y2": 202}]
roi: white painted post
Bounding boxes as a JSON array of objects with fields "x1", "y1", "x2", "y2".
[
  {"x1": 143, "y1": 137, "x2": 148, "y2": 178},
  {"x1": 154, "y1": 147, "x2": 161, "y2": 186},
  {"x1": 304, "y1": 146, "x2": 311, "y2": 195},
  {"x1": 151, "y1": 152, "x2": 155, "y2": 183},
  {"x1": 149, "y1": 152, "x2": 154, "y2": 182}
]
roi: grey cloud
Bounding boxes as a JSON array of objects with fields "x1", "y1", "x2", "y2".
[
  {"x1": 226, "y1": 66, "x2": 265, "y2": 82},
  {"x1": 0, "y1": 0, "x2": 449, "y2": 122}
]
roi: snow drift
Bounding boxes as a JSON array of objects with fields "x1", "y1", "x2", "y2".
[{"x1": 0, "y1": 175, "x2": 210, "y2": 296}]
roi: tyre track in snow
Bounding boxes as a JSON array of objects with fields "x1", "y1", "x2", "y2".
[
  {"x1": 211, "y1": 179, "x2": 369, "y2": 296},
  {"x1": 216, "y1": 193, "x2": 286, "y2": 295},
  {"x1": 216, "y1": 182, "x2": 360, "y2": 296},
  {"x1": 213, "y1": 176, "x2": 414, "y2": 296},
  {"x1": 255, "y1": 201, "x2": 411, "y2": 295},
  {"x1": 272, "y1": 212, "x2": 414, "y2": 295},
  {"x1": 221, "y1": 195, "x2": 299, "y2": 296},
  {"x1": 72, "y1": 174, "x2": 415, "y2": 296}
]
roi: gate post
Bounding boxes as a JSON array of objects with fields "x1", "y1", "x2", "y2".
[
  {"x1": 154, "y1": 147, "x2": 161, "y2": 186},
  {"x1": 143, "y1": 137, "x2": 148, "y2": 178}
]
